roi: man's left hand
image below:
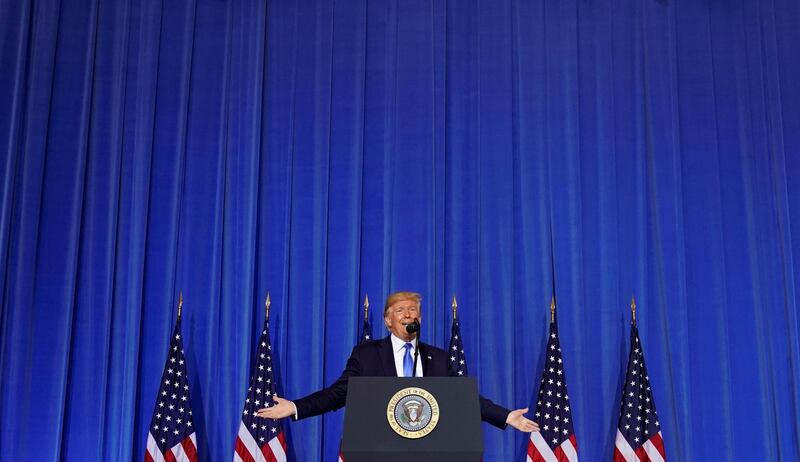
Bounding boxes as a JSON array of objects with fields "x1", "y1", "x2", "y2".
[{"x1": 506, "y1": 408, "x2": 540, "y2": 433}]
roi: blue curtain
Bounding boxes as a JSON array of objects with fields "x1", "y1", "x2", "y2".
[{"x1": 1, "y1": 0, "x2": 799, "y2": 460}]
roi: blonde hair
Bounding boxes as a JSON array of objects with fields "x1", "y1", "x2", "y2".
[{"x1": 383, "y1": 291, "x2": 422, "y2": 318}]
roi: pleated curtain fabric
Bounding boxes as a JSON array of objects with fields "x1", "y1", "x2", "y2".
[{"x1": 0, "y1": 0, "x2": 799, "y2": 460}]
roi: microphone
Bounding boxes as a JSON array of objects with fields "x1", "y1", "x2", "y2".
[{"x1": 405, "y1": 320, "x2": 420, "y2": 334}]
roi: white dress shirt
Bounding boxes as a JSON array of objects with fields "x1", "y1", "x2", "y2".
[{"x1": 390, "y1": 334, "x2": 424, "y2": 377}]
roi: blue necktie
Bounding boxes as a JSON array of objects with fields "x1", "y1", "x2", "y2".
[{"x1": 403, "y1": 342, "x2": 414, "y2": 377}]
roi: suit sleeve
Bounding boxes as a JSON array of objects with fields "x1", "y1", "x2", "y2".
[
  {"x1": 478, "y1": 395, "x2": 511, "y2": 429},
  {"x1": 292, "y1": 347, "x2": 362, "y2": 420},
  {"x1": 442, "y1": 349, "x2": 510, "y2": 429}
]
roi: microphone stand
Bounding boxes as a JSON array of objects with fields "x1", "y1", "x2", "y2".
[{"x1": 411, "y1": 321, "x2": 421, "y2": 377}]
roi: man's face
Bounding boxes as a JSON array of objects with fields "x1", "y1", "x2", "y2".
[{"x1": 384, "y1": 298, "x2": 422, "y2": 341}]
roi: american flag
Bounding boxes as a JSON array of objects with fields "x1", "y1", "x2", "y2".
[
  {"x1": 145, "y1": 319, "x2": 198, "y2": 462},
  {"x1": 340, "y1": 296, "x2": 372, "y2": 462},
  {"x1": 447, "y1": 308, "x2": 484, "y2": 462},
  {"x1": 233, "y1": 317, "x2": 288, "y2": 462},
  {"x1": 359, "y1": 305, "x2": 371, "y2": 345},
  {"x1": 526, "y1": 320, "x2": 578, "y2": 462},
  {"x1": 614, "y1": 323, "x2": 666, "y2": 462},
  {"x1": 448, "y1": 317, "x2": 468, "y2": 376}
]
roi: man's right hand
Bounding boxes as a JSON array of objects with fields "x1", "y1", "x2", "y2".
[{"x1": 256, "y1": 396, "x2": 296, "y2": 419}]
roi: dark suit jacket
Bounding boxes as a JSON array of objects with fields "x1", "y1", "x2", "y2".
[{"x1": 293, "y1": 336, "x2": 510, "y2": 429}]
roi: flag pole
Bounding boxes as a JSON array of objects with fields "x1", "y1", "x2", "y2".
[
  {"x1": 265, "y1": 293, "x2": 271, "y2": 321},
  {"x1": 550, "y1": 296, "x2": 555, "y2": 323},
  {"x1": 178, "y1": 291, "x2": 183, "y2": 319},
  {"x1": 630, "y1": 296, "x2": 636, "y2": 325},
  {"x1": 363, "y1": 293, "x2": 369, "y2": 321},
  {"x1": 452, "y1": 295, "x2": 458, "y2": 320}
]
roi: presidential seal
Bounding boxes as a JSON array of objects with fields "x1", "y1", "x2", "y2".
[{"x1": 386, "y1": 387, "x2": 440, "y2": 439}]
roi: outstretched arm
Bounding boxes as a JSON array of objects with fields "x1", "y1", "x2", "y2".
[{"x1": 256, "y1": 345, "x2": 363, "y2": 421}]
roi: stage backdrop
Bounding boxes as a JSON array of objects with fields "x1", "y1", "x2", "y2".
[{"x1": 1, "y1": 0, "x2": 799, "y2": 460}]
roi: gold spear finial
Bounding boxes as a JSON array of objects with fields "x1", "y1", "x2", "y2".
[
  {"x1": 265, "y1": 293, "x2": 271, "y2": 320},
  {"x1": 178, "y1": 291, "x2": 183, "y2": 318},
  {"x1": 550, "y1": 296, "x2": 555, "y2": 323},
  {"x1": 452, "y1": 295, "x2": 458, "y2": 320},
  {"x1": 631, "y1": 296, "x2": 637, "y2": 324},
  {"x1": 363, "y1": 294, "x2": 369, "y2": 320}
]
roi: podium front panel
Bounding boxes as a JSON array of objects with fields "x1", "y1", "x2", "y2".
[{"x1": 341, "y1": 377, "x2": 483, "y2": 462}]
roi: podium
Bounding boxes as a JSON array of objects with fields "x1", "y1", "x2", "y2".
[{"x1": 341, "y1": 377, "x2": 483, "y2": 461}]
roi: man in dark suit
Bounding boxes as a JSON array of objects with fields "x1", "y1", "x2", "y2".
[{"x1": 257, "y1": 292, "x2": 539, "y2": 433}]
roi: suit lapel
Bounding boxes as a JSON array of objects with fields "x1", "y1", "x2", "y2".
[{"x1": 379, "y1": 336, "x2": 397, "y2": 377}]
